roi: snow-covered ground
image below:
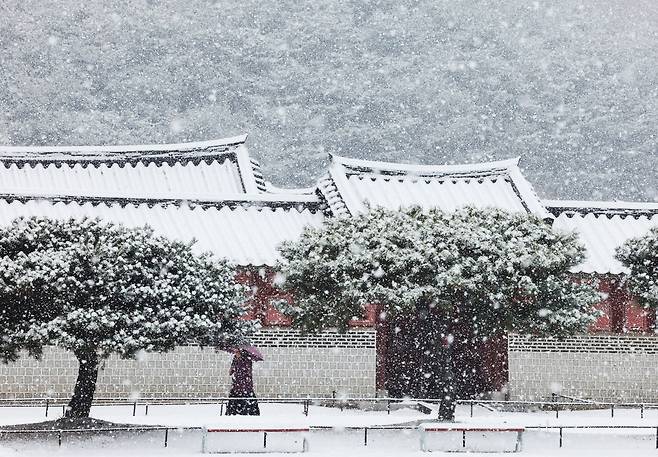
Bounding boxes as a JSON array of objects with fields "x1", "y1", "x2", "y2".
[{"x1": 1, "y1": 403, "x2": 657, "y2": 456}]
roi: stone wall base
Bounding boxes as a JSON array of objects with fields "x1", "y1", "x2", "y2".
[
  {"x1": 508, "y1": 333, "x2": 658, "y2": 402},
  {"x1": 0, "y1": 329, "x2": 376, "y2": 399}
]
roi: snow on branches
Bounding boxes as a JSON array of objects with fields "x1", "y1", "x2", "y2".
[
  {"x1": 0, "y1": 217, "x2": 252, "y2": 363},
  {"x1": 276, "y1": 206, "x2": 601, "y2": 336},
  {"x1": 616, "y1": 226, "x2": 658, "y2": 308}
]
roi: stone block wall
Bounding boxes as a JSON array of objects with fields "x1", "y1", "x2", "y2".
[
  {"x1": 508, "y1": 333, "x2": 658, "y2": 402},
  {"x1": 0, "y1": 329, "x2": 376, "y2": 400}
]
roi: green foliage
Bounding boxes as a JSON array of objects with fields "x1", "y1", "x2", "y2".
[
  {"x1": 1, "y1": 0, "x2": 657, "y2": 200},
  {"x1": 277, "y1": 206, "x2": 601, "y2": 336},
  {"x1": 616, "y1": 227, "x2": 658, "y2": 308},
  {"x1": 0, "y1": 217, "x2": 252, "y2": 362}
]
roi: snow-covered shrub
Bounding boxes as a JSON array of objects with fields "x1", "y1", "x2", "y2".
[{"x1": 616, "y1": 226, "x2": 658, "y2": 308}]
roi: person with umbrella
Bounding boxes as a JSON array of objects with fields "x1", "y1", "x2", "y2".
[{"x1": 226, "y1": 345, "x2": 263, "y2": 416}]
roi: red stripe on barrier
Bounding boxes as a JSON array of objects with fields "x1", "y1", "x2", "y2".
[{"x1": 206, "y1": 428, "x2": 309, "y2": 433}]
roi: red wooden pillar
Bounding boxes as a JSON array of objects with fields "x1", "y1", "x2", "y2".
[
  {"x1": 607, "y1": 279, "x2": 626, "y2": 333},
  {"x1": 606, "y1": 276, "x2": 654, "y2": 333},
  {"x1": 374, "y1": 304, "x2": 389, "y2": 392}
]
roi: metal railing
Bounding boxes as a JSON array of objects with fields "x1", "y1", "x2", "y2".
[
  {"x1": 2, "y1": 395, "x2": 658, "y2": 420},
  {"x1": 457, "y1": 399, "x2": 658, "y2": 419},
  {"x1": 0, "y1": 426, "x2": 198, "y2": 448},
  {"x1": 0, "y1": 396, "x2": 445, "y2": 418}
]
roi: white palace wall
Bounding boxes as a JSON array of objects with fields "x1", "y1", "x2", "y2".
[
  {"x1": 12, "y1": 328, "x2": 658, "y2": 403},
  {"x1": 508, "y1": 333, "x2": 658, "y2": 402},
  {"x1": 0, "y1": 329, "x2": 376, "y2": 400}
]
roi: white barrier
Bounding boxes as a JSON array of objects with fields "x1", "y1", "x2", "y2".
[
  {"x1": 419, "y1": 426, "x2": 524, "y2": 453},
  {"x1": 201, "y1": 427, "x2": 310, "y2": 454}
]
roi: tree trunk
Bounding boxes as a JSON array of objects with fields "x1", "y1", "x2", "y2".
[
  {"x1": 437, "y1": 339, "x2": 456, "y2": 421},
  {"x1": 66, "y1": 352, "x2": 100, "y2": 418},
  {"x1": 417, "y1": 302, "x2": 442, "y2": 399}
]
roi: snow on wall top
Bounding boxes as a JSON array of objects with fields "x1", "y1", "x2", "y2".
[
  {"x1": 319, "y1": 155, "x2": 549, "y2": 218},
  {"x1": 548, "y1": 201, "x2": 658, "y2": 275},
  {"x1": 0, "y1": 135, "x2": 267, "y2": 198},
  {"x1": 0, "y1": 198, "x2": 324, "y2": 266}
]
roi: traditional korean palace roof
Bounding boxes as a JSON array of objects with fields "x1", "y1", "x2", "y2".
[
  {"x1": 0, "y1": 135, "x2": 266, "y2": 199},
  {"x1": 2, "y1": 136, "x2": 656, "y2": 272},
  {"x1": 546, "y1": 200, "x2": 658, "y2": 275},
  {"x1": 318, "y1": 155, "x2": 550, "y2": 218},
  {"x1": 0, "y1": 136, "x2": 323, "y2": 266}
]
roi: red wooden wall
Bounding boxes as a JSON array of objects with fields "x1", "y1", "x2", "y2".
[
  {"x1": 236, "y1": 267, "x2": 378, "y2": 328},
  {"x1": 590, "y1": 276, "x2": 655, "y2": 333}
]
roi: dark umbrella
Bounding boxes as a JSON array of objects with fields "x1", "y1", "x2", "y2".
[
  {"x1": 217, "y1": 343, "x2": 264, "y2": 361},
  {"x1": 239, "y1": 345, "x2": 264, "y2": 361}
]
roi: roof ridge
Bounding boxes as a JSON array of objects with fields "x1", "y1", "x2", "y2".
[
  {"x1": 0, "y1": 135, "x2": 248, "y2": 162},
  {"x1": 329, "y1": 154, "x2": 521, "y2": 176}
]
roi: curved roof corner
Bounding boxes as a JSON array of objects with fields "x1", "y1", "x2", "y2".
[{"x1": 319, "y1": 154, "x2": 549, "y2": 218}]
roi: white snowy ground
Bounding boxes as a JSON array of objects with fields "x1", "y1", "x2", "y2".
[{"x1": 1, "y1": 402, "x2": 657, "y2": 456}]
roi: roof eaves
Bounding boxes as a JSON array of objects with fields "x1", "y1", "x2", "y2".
[
  {"x1": 0, "y1": 135, "x2": 249, "y2": 166},
  {"x1": 0, "y1": 191, "x2": 322, "y2": 212},
  {"x1": 544, "y1": 199, "x2": 658, "y2": 217}
]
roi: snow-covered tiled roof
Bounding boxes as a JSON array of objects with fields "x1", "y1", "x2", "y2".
[
  {"x1": 9, "y1": 136, "x2": 658, "y2": 272},
  {"x1": 0, "y1": 135, "x2": 267, "y2": 199},
  {"x1": 0, "y1": 198, "x2": 324, "y2": 266},
  {"x1": 547, "y1": 200, "x2": 658, "y2": 275},
  {"x1": 0, "y1": 135, "x2": 325, "y2": 266},
  {"x1": 319, "y1": 155, "x2": 549, "y2": 218}
]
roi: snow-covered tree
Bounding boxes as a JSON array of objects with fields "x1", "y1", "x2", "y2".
[
  {"x1": 0, "y1": 217, "x2": 251, "y2": 418},
  {"x1": 277, "y1": 206, "x2": 600, "y2": 420},
  {"x1": 616, "y1": 227, "x2": 658, "y2": 308}
]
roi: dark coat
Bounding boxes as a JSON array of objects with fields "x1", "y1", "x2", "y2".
[
  {"x1": 230, "y1": 354, "x2": 254, "y2": 395},
  {"x1": 227, "y1": 353, "x2": 259, "y2": 415}
]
